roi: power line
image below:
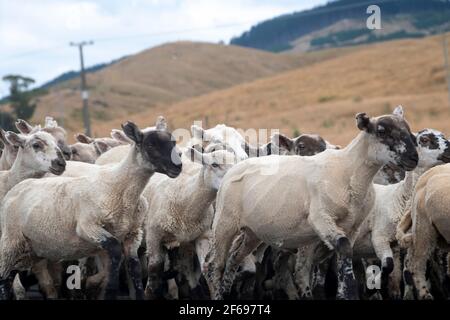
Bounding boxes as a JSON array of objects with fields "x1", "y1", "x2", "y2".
[
  {"x1": 70, "y1": 40, "x2": 94, "y2": 136},
  {"x1": 1, "y1": 0, "x2": 406, "y2": 60},
  {"x1": 91, "y1": 0, "x2": 403, "y2": 43}
]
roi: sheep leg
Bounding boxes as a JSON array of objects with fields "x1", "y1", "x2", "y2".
[
  {"x1": 387, "y1": 245, "x2": 402, "y2": 300},
  {"x1": 313, "y1": 258, "x2": 331, "y2": 299},
  {"x1": 0, "y1": 271, "x2": 19, "y2": 300},
  {"x1": 101, "y1": 238, "x2": 123, "y2": 300},
  {"x1": 145, "y1": 235, "x2": 166, "y2": 300},
  {"x1": 218, "y1": 228, "x2": 260, "y2": 299},
  {"x1": 204, "y1": 225, "x2": 238, "y2": 300},
  {"x1": 371, "y1": 234, "x2": 394, "y2": 299},
  {"x1": 402, "y1": 250, "x2": 415, "y2": 300},
  {"x1": 272, "y1": 250, "x2": 298, "y2": 300},
  {"x1": 124, "y1": 231, "x2": 144, "y2": 300},
  {"x1": 76, "y1": 222, "x2": 123, "y2": 300},
  {"x1": 32, "y1": 259, "x2": 58, "y2": 299},
  {"x1": 405, "y1": 214, "x2": 437, "y2": 300},
  {"x1": 173, "y1": 243, "x2": 202, "y2": 299},
  {"x1": 85, "y1": 253, "x2": 109, "y2": 299},
  {"x1": 294, "y1": 245, "x2": 314, "y2": 299},
  {"x1": 308, "y1": 207, "x2": 358, "y2": 300},
  {"x1": 0, "y1": 236, "x2": 31, "y2": 300}
]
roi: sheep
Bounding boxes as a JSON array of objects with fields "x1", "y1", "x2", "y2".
[
  {"x1": 95, "y1": 122, "x2": 165, "y2": 166},
  {"x1": 351, "y1": 128, "x2": 450, "y2": 299},
  {"x1": 241, "y1": 132, "x2": 340, "y2": 299},
  {"x1": 242, "y1": 132, "x2": 336, "y2": 158},
  {"x1": 0, "y1": 130, "x2": 67, "y2": 299},
  {"x1": 204, "y1": 107, "x2": 418, "y2": 300},
  {"x1": 0, "y1": 129, "x2": 19, "y2": 171},
  {"x1": 0, "y1": 119, "x2": 182, "y2": 300},
  {"x1": 397, "y1": 155, "x2": 450, "y2": 300},
  {"x1": 15, "y1": 117, "x2": 72, "y2": 160},
  {"x1": 70, "y1": 132, "x2": 128, "y2": 164},
  {"x1": 372, "y1": 164, "x2": 405, "y2": 185},
  {"x1": 189, "y1": 124, "x2": 248, "y2": 161},
  {"x1": 0, "y1": 130, "x2": 66, "y2": 202},
  {"x1": 189, "y1": 131, "x2": 340, "y2": 299},
  {"x1": 143, "y1": 147, "x2": 237, "y2": 299}
]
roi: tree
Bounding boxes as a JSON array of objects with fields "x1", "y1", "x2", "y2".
[
  {"x1": 1, "y1": 74, "x2": 37, "y2": 130},
  {"x1": 3, "y1": 74, "x2": 37, "y2": 120}
]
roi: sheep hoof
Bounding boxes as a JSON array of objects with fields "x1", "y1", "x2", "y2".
[
  {"x1": 421, "y1": 292, "x2": 434, "y2": 300},
  {"x1": 0, "y1": 280, "x2": 12, "y2": 300}
]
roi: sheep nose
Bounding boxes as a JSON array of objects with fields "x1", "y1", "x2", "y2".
[
  {"x1": 55, "y1": 157, "x2": 66, "y2": 168},
  {"x1": 62, "y1": 149, "x2": 71, "y2": 160}
]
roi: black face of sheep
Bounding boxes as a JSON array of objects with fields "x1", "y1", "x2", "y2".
[
  {"x1": 122, "y1": 121, "x2": 182, "y2": 178},
  {"x1": 293, "y1": 134, "x2": 327, "y2": 156},
  {"x1": 356, "y1": 110, "x2": 418, "y2": 171}
]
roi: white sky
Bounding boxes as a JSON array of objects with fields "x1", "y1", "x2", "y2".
[{"x1": 0, "y1": 0, "x2": 328, "y2": 97}]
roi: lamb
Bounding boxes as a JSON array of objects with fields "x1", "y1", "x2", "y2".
[
  {"x1": 15, "y1": 117, "x2": 72, "y2": 160},
  {"x1": 204, "y1": 107, "x2": 418, "y2": 300},
  {"x1": 352, "y1": 128, "x2": 450, "y2": 299},
  {"x1": 243, "y1": 132, "x2": 334, "y2": 158},
  {"x1": 372, "y1": 164, "x2": 405, "y2": 185},
  {"x1": 0, "y1": 130, "x2": 66, "y2": 299},
  {"x1": 189, "y1": 124, "x2": 248, "y2": 161},
  {"x1": 70, "y1": 132, "x2": 129, "y2": 164},
  {"x1": 0, "y1": 119, "x2": 182, "y2": 300},
  {"x1": 0, "y1": 130, "x2": 66, "y2": 201},
  {"x1": 0, "y1": 129, "x2": 19, "y2": 171},
  {"x1": 398, "y1": 157, "x2": 450, "y2": 299},
  {"x1": 241, "y1": 132, "x2": 341, "y2": 299},
  {"x1": 143, "y1": 147, "x2": 237, "y2": 299}
]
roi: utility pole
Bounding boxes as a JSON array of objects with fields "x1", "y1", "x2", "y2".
[
  {"x1": 443, "y1": 33, "x2": 450, "y2": 108},
  {"x1": 70, "y1": 40, "x2": 94, "y2": 136}
]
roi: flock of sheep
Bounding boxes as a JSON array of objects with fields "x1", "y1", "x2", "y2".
[{"x1": 0, "y1": 105, "x2": 449, "y2": 300}]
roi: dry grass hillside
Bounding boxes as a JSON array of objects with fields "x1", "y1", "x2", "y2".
[
  {"x1": 30, "y1": 41, "x2": 337, "y2": 131},
  {"x1": 92, "y1": 34, "x2": 450, "y2": 147}
]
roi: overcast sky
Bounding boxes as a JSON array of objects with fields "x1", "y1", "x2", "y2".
[{"x1": 0, "y1": 0, "x2": 328, "y2": 97}]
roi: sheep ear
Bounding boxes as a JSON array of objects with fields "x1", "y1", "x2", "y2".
[
  {"x1": 155, "y1": 116, "x2": 167, "y2": 131},
  {"x1": 242, "y1": 140, "x2": 260, "y2": 158},
  {"x1": 185, "y1": 147, "x2": 204, "y2": 164},
  {"x1": 15, "y1": 119, "x2": 33, "y2": 134},
  {"x1": 271, "y1": 133, "x2": 293, "y2": 152},
  {"x1": 411, "y1": 132, "x2": 418, "y2": 147},
  {"x1": 0, "y1": 129, "x2": 10, "y2": 145},
  {"x1": 263, "y1": 142, "x2": 273, "y2": 155},
  {"x1": 191, "y1": 144, "x2": 205, "y2": 153},
  {"x1": 122, "y1": 121, "x2": 143, "y2": 145},
  {"x1": 191, "y1": 125, "x2": 208, "y2": 140},
  {"x1": 75, "y1": 133, "x2": 93, "y2": 144},
  {"x1": 356, "y1": 113, "x2": 373, "y2": 132},
  {"x1": 94, "y1": 141, "x2": 110, "y2": 154},
  {"x1": 45, "y1": 116, "x2": 58, "y2": 128},
  {"x1": 111, "y1": 129, "x2": 132, "y2": 144},
  {"x1": 5, "y1": 132, "x2": 25, "y2": 148},
  {"x1": 393, "y1": 105, "x2": 404, "y2": 118}
]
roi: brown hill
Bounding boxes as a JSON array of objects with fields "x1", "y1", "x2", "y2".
[
  {"x1": 93, "y1": 34, "x2": 450, "y2": 147},
  {"x1": 31, "y1": 41, "x2": 351, "y2": 133}
]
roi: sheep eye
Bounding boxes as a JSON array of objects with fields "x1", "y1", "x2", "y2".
[
  {"x1": 32, "y1": 143, "x2": 42, "y2": 150},
  {"x1": 211, "y1": 163, "x2": 219, "y2": 168},
  {"x1": 298, "y1": 143, "x2": 305, "y2": 149},
  {"x1": 420, "y1": 136, "x2": 430, "y2": 144},
  {"x1": 377, "y1": 125, "x2": 386, "y2": 135}
]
